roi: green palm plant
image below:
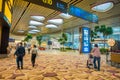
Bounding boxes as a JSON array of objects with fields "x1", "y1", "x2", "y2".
[
  {"x1": 24, "y1": 34, "x2": 33, "y2": 42},
  {"x1": 36, "y1": 35, "x2": 42, "y2": 46},
  {"x1": 58, "y1": 33, "x2": 68, "y2": 51}
]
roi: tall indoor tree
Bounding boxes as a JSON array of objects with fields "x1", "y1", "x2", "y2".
[
  {"x1": 24, "y1": 34, "x2": 33, "y2": 42},
  {"x1": 36, "y1": 35, "x2": 42, "y2": 46},
  {"x1": 94, "y1": 25, "x2": 113, "y2": 48},
  {"x1": 58, "y1": 32, "x2": 68, "y2": 51}
]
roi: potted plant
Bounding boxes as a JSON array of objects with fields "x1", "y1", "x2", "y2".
[{"x1": 36, "y1": 35, "x2": 44, "y2": 50}]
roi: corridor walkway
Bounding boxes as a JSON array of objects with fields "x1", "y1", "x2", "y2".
[{"x1": 0, "y1": 50, "x2": 120, "y2": 80}]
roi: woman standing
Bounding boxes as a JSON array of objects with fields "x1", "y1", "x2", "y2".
[
  {"x1": 91, "y1": 44, "x2": 101, "y2": 71},
  {"x1": 31, "y1": 45, "x2": 38, "y2": 67}
]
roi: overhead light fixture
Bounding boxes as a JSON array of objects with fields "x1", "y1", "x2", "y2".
[
  {"x1": 47, "y1": 19, "x2": 63, "y2": 25},
  {"x1": 17, "y1": 30, "x2": 24, "y2": 33},
  {"x1": 29, "y1": 20, "x2": 44, "y2": 26},
  {"x1": 31, "y1": 16, "x2": 45, "y2": 21},
  {"x1": 59, "y1": 13, "x2": 72, "y2": 19},
  {"x1": 91, "y1": 2, "x2": 114, "y2": 12},
  {"x1": 29, "y1": 26, "x2": 37, "y2": 29},
  {"x1": 45, "y1": 24, "x2": 58, "y2": 28},
  {"x1": 28, "y1": 31, "x2": 37, "y2": 34},
  {"x1": 30, "y1": 29, "x2": 40, "y2": 32}
]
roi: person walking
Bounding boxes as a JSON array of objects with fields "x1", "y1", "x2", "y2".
[
  {"x1": 14, "y1": 42, "x2": 25, "y2": 69},
  {"x1": 91, "y1": 44, "x2": 101, "y2": 71},
  {"x1": 31, "y1": 45, "x2": 38, "y2": 67}
]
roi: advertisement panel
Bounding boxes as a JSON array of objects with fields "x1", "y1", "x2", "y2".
[
  {"x1": 82, "y1": 27, "x2": 91, "y2": 53},
  {"x1": 69, "y1": 5, "x2": 98, "y2": 23}
]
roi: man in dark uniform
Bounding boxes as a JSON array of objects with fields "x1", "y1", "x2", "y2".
[{"x1": 14, "y1": 42, "x2": 25, "y2": 69}]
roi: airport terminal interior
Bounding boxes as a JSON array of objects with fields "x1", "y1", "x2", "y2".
[{"x1": 0, "y1": 0, "x2": 120, "y2": 80}]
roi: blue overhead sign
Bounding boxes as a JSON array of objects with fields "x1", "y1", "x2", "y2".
[
  {"x1": 82, "y1": 27, "x2": 91, "y2": 53},
  {"x1": 69, "y1": 5, "x2": 98, "y2": 23},
  {"x1": 24, "y1": 0, "x2": 67, "y2": 13}
]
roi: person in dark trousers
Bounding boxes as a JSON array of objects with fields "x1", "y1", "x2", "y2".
[
  {"x1": 31, "y1": 45, "x2": 38, "y2": 67},
  {"x1": 14, "y1": 42, "x2": 25, "y2": 69},
  {"x1": 91, "y1": 44, "x2": 101, "y2": 71}
]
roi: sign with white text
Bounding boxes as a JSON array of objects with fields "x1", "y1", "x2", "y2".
[
  {"x1": 24, "y1": 0, "x2": 67, "y2": 13},
  {"x1": 82, "y1": 27, "x2": 91, "y2": 53}
]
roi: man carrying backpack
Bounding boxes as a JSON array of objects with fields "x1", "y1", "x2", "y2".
[{"x1": 14, "y1": 42, "x2": 25, "y2": 69}]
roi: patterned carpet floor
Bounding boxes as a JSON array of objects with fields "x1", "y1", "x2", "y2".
[{"x1": 0, "y1": 50, "x2": 120, "y2": 80}]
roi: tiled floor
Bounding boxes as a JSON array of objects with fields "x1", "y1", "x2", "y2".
[{"x1": 0, "y1": 50, "x2": 120, "y2": 80}]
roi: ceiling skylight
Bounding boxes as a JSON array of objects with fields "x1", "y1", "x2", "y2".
[
  {"x1": 29, "y1": 20, "x2": 44, "y2": 26},
  {"x1": 31, "y1": 16, "x2": 45, "y2": 21},
  {"x1": 91, "y1": 2, "x2": 114, "y2": 12},
  {"x1": 45, "y1": 24, "x2": 58, "y2": 28},
  {"x1": 59, "y1": 13, "x2": 72, "y2": 19},
  {"x1": 29, "y1": 26, "x2": 37, "y2": 29},
  {"x1": 17, "y1": 30, "x2": 24, "y2": 33},
  {"x1": 47, "y1": 19, "x2": 63, "y2": 25}
]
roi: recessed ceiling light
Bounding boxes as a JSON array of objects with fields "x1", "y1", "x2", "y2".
[
  {"x1": 29, "y1": 20, "x2": 44, "y2": 26},
  {"x1": 29, "y1": 26, "x2": 37, "y2": 29},
  {"x1": 31, "y1": 16, "x2": 45, "y2": 21},
  {"x1": 47, "y1": 19, "x2": 63, "y2": 25},
  {"x1": 59, "y1": 13, "x2": 72, "y2": 19},
  {"x1": 45, "y1": 24, "x2": 58, "y2": 28},
  {"x1": 17, "y1": 30, "x2": 24, "y2": 33},
  {"x1": 91, "y1": 2, "x2": 114, "y2": 12},
  {"x1": 28, "y1": 31, "x2": 37, "y2": 34},
  {"x1": 30, "y1": 29, "x2": 40, "y2": 32}
]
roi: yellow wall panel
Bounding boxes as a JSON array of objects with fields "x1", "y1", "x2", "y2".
[
  {"x1": 4, "y1": 0, "x2": 13, "y2": 24},
  {"x1": 0, "y1": 0, "x2": 2, "y2": 12}
]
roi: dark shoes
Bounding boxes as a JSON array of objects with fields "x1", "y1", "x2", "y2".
[{"x1": 17, "y1": 67, "x2": 23, "y2": 70}]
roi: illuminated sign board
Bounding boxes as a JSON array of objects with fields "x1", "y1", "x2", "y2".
[
  {"x1": 0, "y1": 0, "x2": 13, "y2": 26},
  {"x1": 69, "y1": 5, "x2": 98, "y2": 23},
  {"x1": 24, "y1": 0, "x2": 67, "y2": 13},
  {"x1": 0, "y1": 0, "x2": 2, "y2": 12},
  {"x1": 82, "y1": 27, "x2": 91, "y2": 53},
  {"x1": 4, "y1": 0, "x2": 13, "y2": 25}
]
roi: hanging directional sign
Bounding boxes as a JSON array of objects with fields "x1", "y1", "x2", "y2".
[
  {"x1": 69, "y1": 5, "x2": 98, "y2": 23},
  {"x1": 24, "y1": 0, "x2": 67, "y2": 13}
]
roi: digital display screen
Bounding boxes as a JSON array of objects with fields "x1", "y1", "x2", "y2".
[
  {"x1": 82, "y1": 27, "x2": 91, "y2": 53},
  {"x1": 69, "y1": 5, "x2": 98, "y2": 23},
  {"x1": 24, "y1": 0, "x2": 67, "y2": 13}
]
